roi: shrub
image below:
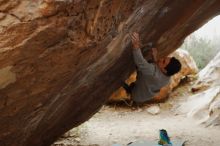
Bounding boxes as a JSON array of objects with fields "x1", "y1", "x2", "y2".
[{"x1": 180, "y1": 34, "x2": 219, "y2": 69}]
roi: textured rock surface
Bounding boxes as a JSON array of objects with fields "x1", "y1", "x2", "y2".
[
  {"x1": 179, "y1": 51, "x2": 220, "y2": 127},
  {"x1": 109, "y1": 49, "x2": 198, "y2": 102},
  {"x1": 1, "y1": 0, "x2": 220, "y2": 146}
]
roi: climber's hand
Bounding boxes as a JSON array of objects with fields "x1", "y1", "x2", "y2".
[{"x1": 130, "y1": 32, "x2": 141, "y2": 49}]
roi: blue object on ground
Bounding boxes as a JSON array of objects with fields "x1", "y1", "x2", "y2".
[
  {"x1": 127, "y1": 139, "x2": 185, "y2": 146},
  {"x1": 112, "y1": 139, "x2": 185, "y2": 146},
  {"x1": 158, "y1": 129, "x2": 172, "y2": 145},
  {"x1": 112, "y1": 129, "x2": 185, "y2": 146}
]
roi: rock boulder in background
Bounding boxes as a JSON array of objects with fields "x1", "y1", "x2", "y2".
[{"x1": 179, "y1": 51, "x2": 220, "y2": 127}]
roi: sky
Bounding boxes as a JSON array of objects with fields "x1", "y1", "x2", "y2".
[{"x1": 193, "y1": 15, "x2": 220, "y2": 40}]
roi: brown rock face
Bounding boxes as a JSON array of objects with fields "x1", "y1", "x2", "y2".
[{"x1": 0, "y1": 0, "x2": 220, "y2": 146}]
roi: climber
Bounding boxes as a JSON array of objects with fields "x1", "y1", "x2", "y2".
[{"x1": 122, "y1": 32, "x2": 181, "y2": 105}]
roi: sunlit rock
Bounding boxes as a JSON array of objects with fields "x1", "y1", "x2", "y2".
[
  {"x1": 179, "y1": 51, "x2": 220, "y2": 127},
  {"x1": 192, "y1": 50, "x2": 220, "y2": 91}
]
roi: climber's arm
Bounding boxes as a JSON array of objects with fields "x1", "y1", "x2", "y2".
[{"x1": 130, "y1": 32, "x2": 155, "y2": 74}]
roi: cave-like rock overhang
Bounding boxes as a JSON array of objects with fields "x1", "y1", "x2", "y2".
[{"x1": 0, "y1": 0, "x2": 220, "y2": 146}]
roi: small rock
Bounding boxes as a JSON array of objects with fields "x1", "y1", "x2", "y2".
[
  {"x1": 75, "y1": 137, "x2": 81, "y2": 142},
  {"x1": 146, "y1": 105, "x2": 160, "y2": 115}
]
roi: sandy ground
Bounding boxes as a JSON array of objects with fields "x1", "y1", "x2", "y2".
[{"x1": 53, "y1": 83, "x2": 220, "y2": 146}]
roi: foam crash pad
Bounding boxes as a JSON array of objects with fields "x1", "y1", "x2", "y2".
[{"x1": 112, "y1": 139, "x2": 186, "y2": 146}]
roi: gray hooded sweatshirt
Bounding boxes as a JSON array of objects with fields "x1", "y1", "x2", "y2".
[{"x1": 131, "y1": 48, "x2": 170, "y2": 103}]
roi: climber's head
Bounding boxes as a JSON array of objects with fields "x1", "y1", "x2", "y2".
[{"x1": 158, "y1": 57, "x2": 181, "y2": 76}]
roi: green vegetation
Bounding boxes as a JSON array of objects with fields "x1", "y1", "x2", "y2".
[{"x1": 180, "y1": 34, "x2": 220, "y2": 70}]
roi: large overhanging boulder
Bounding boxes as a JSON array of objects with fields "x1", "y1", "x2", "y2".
[{"x1": 1, "y1": 1, "x2": 220, "y2": 146}]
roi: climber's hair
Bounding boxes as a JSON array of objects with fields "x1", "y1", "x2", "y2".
[{"x1": 165, "y1": 57, "x2": 181, "y2": 76}]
